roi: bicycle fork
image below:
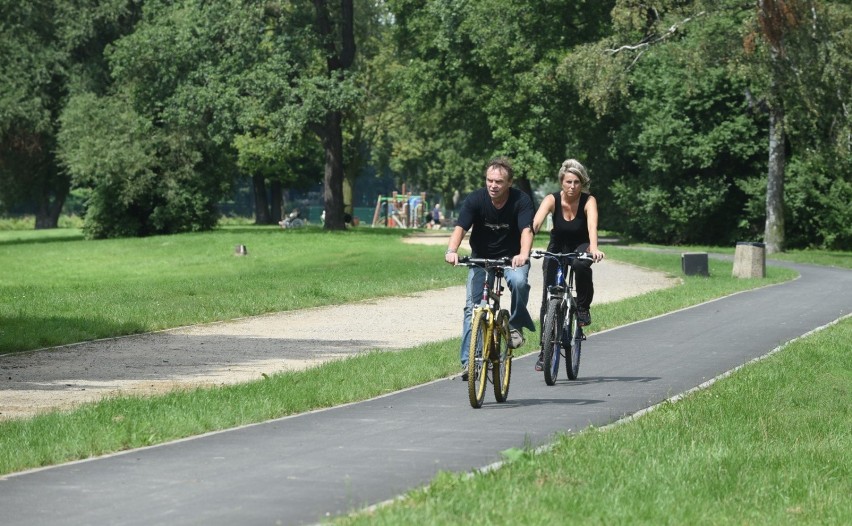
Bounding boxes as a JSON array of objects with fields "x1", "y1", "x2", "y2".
[{"x1": 472, "y1": 307, "x2": 495, "y2": 364}]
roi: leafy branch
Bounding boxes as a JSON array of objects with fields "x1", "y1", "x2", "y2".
[{"x1": 605, "y1": 11, "x2": 707, "y2": 70}]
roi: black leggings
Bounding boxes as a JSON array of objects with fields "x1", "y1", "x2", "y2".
[{"x1": 538, "y1": 243, "x2": 594, "y2": 338}]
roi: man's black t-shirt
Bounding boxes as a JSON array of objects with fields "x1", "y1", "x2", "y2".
[{"x1": 455, "y1": 188, "x2": 534, "y2": 258}]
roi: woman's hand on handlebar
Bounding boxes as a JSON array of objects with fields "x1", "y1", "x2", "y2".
[{"x1": 588, "y1": 248, "x2": 605, "y2": 262}]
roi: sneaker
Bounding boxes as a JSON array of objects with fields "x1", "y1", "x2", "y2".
[
  {"x1": 577, "y1": 310, "x2": 592, "y2": 326},
  {"x1": 460, "y1": 367, "x2": 469, "y2": 381},
  {"x1": 509, "y1": 329, "x2": 525, "y2": 349},
  {"x1": 534, "y1": 351, "x2": 543, "y2": 372}
]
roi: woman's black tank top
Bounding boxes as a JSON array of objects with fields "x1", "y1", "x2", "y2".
[{"x1": 548, "y1": 191, "x2": 590, "y2": 252}]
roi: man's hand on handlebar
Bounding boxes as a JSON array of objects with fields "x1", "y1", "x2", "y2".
[
  {"x1": 511, "y1": 253, "x2": 529, "y2": 269},
  {"x1": 445, "y1": 250, "x2": 459, "y2": 266}
]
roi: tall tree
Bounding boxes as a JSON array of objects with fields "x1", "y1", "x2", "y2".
[
  {"x1": 0, "y1": 0, "x2": 138, "y2": 228},
  {"x1": 383, "y1": 0, "x2": 615, "y2": 204},
  {"x1": 59, "y1": 1, "x2": 335, "y2": 236},
  {"x1": 565, "y1": 0, "x2": 851, "y2": 251},
  {"x1": 59, "y1": 1, "x2": 241, "y2": 237},
  {"x1": 311, "y1": 0, "x2": 355, "y2": 230},
  {"x1": 59, "y1": 1, "x2": 372, "y2": 234}
]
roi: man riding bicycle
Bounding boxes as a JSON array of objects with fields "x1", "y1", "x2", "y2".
[{"x1": 445, "y1": 156, "x2": 536, "y2": 380}]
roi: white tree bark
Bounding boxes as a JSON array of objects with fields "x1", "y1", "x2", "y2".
[{"x1": 765, "y1": 94, "x2": 786, "y2": 254}]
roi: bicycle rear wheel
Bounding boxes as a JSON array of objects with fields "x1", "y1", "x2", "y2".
[
  {"x1": 541, "y1": 298, "x2": 563, "y2": 386},
  {"x1": 492, "y1": 310, "x2": 512, "y2": 402},
  {"x1": 468, "y1": 310, "x2": 489, "y2": 408},
  {"x1": 565, "y1": 304, "x2": 582, "y2": 380}
]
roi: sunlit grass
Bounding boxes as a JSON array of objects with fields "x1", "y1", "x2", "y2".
[
  {"x1": 0, "y1": 226, "x2": 458, "y2": 353},
  {"x1": 629, "y1": 241, "x2": 852, "y2": 269},
  {"x1": 0, "y1": 229, "x2": 806, "y2": 475}
]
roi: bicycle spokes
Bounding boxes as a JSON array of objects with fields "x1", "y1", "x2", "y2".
[
  {"x1": 492, "y1": 311, "x2": 511, "y2": 402},
  {"x1": 468, "y1": 311, "x2": 490, "y2": 408},
  {"x1": 565, "y1": 312, "x2": 582, "y2": 380},
  {"x1": 457, "y1": 258, "x2": 514, "y2": 407}
]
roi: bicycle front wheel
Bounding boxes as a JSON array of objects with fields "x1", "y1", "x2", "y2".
[
  {"x1": 492, "y1": 310, "x2": 512, "y2": 402},
  {"x1": 468, "y1": 310, "x2": 489, "y2": 408},
  {"x1": 541, "y1": 298, "x2": 563, "y2": 386},
  {"x1": 565, "y1": 304, "x2": 582, "y2": 380}
]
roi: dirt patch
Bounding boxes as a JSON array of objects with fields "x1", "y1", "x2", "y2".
[{"x1": 0, "y1": 235, "x2": 678, "y2": 420}]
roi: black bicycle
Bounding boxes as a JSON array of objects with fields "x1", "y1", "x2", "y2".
[
  {"x1": 456, "y1": 256, "x2": 513, "y2": 408},
  {"x1": 530, "y1": 250, "x2": 593, "y2": 385}
]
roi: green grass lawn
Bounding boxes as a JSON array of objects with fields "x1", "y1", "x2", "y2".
[
  {"x1": 633, "y1": 241, "x2": 852, "y2": 269},
  {"x1": 0, "y1": 226, "x2": 461, "y2": 353},
  {"x1": 2, "y1": 227, "x2": 822, "y2": 354},
  {"x1": 0, "y1": 226, "x2": 849, "y2": 524}
]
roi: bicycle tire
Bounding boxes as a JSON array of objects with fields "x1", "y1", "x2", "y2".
[
  {"x1": 468, "y1": 310, "x2": 489, "y2": 408},
  {"x1": 492, "y1": 310, "x2": 512, "y2": 402},
  {"x1": 565, "y1": 303, "x2": 582, "y2": 380},
  {"x1": 541, "y1": 298, "x2": 563, "y2": 386}
]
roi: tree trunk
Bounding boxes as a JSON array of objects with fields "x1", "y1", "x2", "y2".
[
  {"x1": 252, "y1": 174, "x2": 271, "y2": 225},
  {"x1": 514, "y1": 177, "x2": 537, "y2": 211},
  {"x1": 764, "y1": 92, "x2": 786, "y2": 254},
  {"x1": 313, "y1": 0, "x2": 354, "y2": 231},
  {"x1": 320, "y1": 111, "x2": 346, "y2": 230},
  {"x1": 764, "y1": 103, "x2": 785, "y2": 253},
  {"x1": 758, "y1": 0, "x2": 799, "y2": 254},
  {"x1": 270, "y1": 180, "x2": 283, "y2": 224},
  {"x1": 34, "y1": 183, "x2": 68, "y2": 229}
]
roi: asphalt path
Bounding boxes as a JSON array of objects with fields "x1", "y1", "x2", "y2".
[{"x1": 1, "y1": 261, "x2": 849, "y2": 526}]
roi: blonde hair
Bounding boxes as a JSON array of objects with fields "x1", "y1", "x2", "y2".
[{"x1": 558, "y1": 159, "x2": 590, "y2": 193}]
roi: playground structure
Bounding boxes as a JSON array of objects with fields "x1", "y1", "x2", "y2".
[{"x1": 371, "y1": 191, "x2": 433, "y2": 228}]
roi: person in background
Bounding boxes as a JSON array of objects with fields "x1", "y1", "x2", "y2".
[
  {"x1": 531, "y1": 158, "x2": 604, "y2": 371},
  {"x1": 429, "y1": 203, "x2": 442, "y2": 229},
  {"x1": 445, "y1": 156, "x2": 536, "y2": 380}
]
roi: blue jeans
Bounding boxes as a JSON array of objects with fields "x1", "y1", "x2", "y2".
[{"x1": 459, "y1": 264, "x2": 535, "y2": 366}]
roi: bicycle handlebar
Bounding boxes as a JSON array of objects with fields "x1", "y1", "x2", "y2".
[
  {"x1": 530, "y1": 250, "x2": 593, "y2": 261},
  {"x1": 457, "y1": 256, "x2": 513, "y2": 268}
]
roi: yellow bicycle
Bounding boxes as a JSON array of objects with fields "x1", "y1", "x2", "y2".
[{"x1": 458, "y1": 257, "x2": 513, "y2": 408}]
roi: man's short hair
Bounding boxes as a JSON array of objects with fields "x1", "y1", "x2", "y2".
[{"x1": 486, "y1": 156, "x2": 514, "y2": 181}]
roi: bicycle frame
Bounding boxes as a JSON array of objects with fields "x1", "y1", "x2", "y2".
[
  {"x1": 537, "y1": 250, "x2": 587, "y2": 325},
  {"x1": 457, "y1": 256, "x2": 513, "y2": 408},
  {"x1": 531, "y1": 250, "x2": 592, "y2": 383},
  {"x1": 477, "y1": 265, "x2": 504, "y2": 325}
]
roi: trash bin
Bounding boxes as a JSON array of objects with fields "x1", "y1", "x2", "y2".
[
  {"x1": 681, "y1": 252, "x2": 709, "y2": 276},
  {"x1": 732, "y1": 242, "x2": 765, "y2": 278}
]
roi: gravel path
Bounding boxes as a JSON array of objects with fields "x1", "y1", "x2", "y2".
[{"x1": 0, "y1": 235, "x2": 679, "y2": 420}]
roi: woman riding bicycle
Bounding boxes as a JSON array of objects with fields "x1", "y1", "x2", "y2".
[{"x1": 532, "y1": 159, "x2": 605, "y2": 371}]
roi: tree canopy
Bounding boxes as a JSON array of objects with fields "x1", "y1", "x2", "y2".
[
  {"x1": 0, "y1": 0, "x2": 138, "y2": 228},
  {"x1": 561, "y1": 0, "x2": 851, "y2": 250},
  {"x1": 2, "y1": 0, "x2": 849, "y2": 248}
]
